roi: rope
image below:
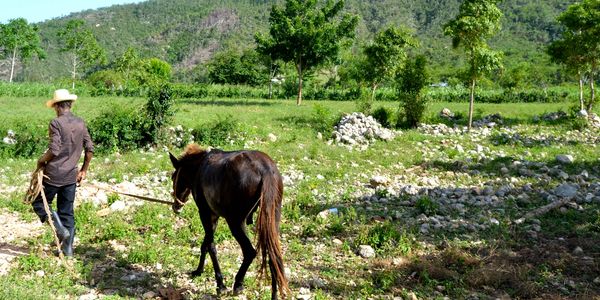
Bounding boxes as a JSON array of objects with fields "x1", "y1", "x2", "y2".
[
  {"x1": 24, "y1": 168, "x2": 64, "y2": 259},
  {"x1": 84, "y1": 182, "x2": 176, "y2": 206}
]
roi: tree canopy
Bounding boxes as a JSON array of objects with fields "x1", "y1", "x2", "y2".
[
  {"x1": 0, "y1": 18, "x2": 45, "y2": 82},
  {"x1": 444, "y1": 0, "x2": 503, "y2": 130},
  {"x1": 255, "y1": 0, "x2": 359, "y2": 105}
]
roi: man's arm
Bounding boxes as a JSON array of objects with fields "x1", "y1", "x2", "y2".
[
  {"x1": 37, "y1": 151, "x2": 55, "y2": 170},
  {"x1": 77, "y1": 151, "x2": 93, "y2": 183}
]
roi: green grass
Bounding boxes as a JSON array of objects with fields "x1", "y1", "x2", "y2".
[{"x1": 0, "y1": 95, "x2": 599, "y2": 299}]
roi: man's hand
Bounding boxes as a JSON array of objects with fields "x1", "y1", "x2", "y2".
[
  {"x1": 77, "y1": 170, "x2": 87, "y2": 183},
  {"x1": 36, "y1": 151, "x2": 54, "y2": 170},
  {"x1": 36, "y1": 159, "x2": 46, "y2": 170}
]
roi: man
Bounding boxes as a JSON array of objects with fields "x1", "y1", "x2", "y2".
[{"x1": 32, "y1": 89, "x2": 94, "y2": 257}]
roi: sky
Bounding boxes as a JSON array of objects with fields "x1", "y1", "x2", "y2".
[{"x1": 0, "y1": 0, "x2": 145, "y2": 24}]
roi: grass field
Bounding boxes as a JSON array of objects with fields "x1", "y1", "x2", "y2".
[{"x1": 0, "y1": 96, "x2": 599, "y2": 299}]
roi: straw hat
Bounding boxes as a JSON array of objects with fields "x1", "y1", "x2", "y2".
[{"x1": 46, "y1": 89, "x2": 77, "y2": 108}]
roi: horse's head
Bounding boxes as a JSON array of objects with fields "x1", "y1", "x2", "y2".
[{"x1": 169, "y1": 152, "x2": 191, "y2": 214}]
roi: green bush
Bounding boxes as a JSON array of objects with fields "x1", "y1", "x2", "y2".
[
  {"x1": 192, "y1": 115, "x2": 245, "y2": 148},
  {"x1": 371, "y1": 106, "x2": 395, "y2": 128},
  {"x1": 145, "y1": 83, "x2": 174, "y2": 144},
  {"x1": 88, "y1": 106, "x2": 151, "y2": 154},
  {"x1": 0, "y1": 125, "x2": 47, "y2": 158},
  {"x1": 396, "y1": 55, "x2": 429, "y2": 128}
]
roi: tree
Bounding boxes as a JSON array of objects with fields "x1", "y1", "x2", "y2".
[
  {"x1": 256, "y1": 0, "x2": 359, "y2": 105},
  {"x1": 551, "y1": 0, "x2": 600, "y2": 112},
  {"x1": 362, "y1": 26, "x2": 417, "y2": 103},
  {"x1": 443, "y1": 0, "x2": 503, "y2": 131},
  {"x1": 57, "y1": 19, "x2": 106, "y2": 89},
  {"x1": 547, "y1": 33, "x2": 587, "y2": 110},
  {"x1": 396, "y1": 55, "x2": 429, "y2": 128},
  {"x1": 0, "y1": 18, "x2": 45, "y2": 82}
]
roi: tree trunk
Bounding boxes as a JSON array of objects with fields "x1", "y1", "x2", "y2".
[
  {"x1": 296, "y1": 61, "x2": 303, "y2": 106},
  {"x1": 588, "y1": 69, "x2": 595, "y2": 112},
  {"x1": 578, "y1": 72, "x2": 584, "y2": 111},
  {"x1": 468, "y1": 79, "x2": 476, "y2": 132},
  {"x1": 371, "y1": 83, "x2": 378, "y2": 103},
  {"x1": 9, "y1": 47, "x2": 17, "y2": 83},
  {"x1": 71, "y1": 54, "x2": 77, "y2": 90}
]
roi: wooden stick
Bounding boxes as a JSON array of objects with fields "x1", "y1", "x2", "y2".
[{"x1": 514, "y1": 197, "x2": 572, "y2": 224}]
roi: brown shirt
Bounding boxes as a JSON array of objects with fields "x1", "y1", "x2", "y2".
[{"x1": 44, "y1": 112, "x2": 94, "y2": 187}]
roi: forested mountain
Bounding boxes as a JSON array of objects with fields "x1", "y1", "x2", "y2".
[{"x1": 11, "y1": 0, "x2": 577, "y2": 84}]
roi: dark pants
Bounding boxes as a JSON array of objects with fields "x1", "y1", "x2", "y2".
[{"x1": 32, "y1": 183, "x2": 76, "y2": 230}]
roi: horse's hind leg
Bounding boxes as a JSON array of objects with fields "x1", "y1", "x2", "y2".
[
  {"x1": 228, "y1": 221, "x2": 257, "y2": 295},
  {"x1": 193, "y1": 212, "x2": 226, "y2": 294}
]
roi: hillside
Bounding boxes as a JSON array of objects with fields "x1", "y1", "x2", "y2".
[{"x1": 14, "y1": 0, "x2": 577, "y2": 83}]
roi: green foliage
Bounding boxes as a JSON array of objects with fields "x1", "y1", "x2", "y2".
[
  {"x1": 207, "y1": 48, "x2": 267, "y2": 86},
  {"x1": 356, "y1": 222, "x2": 414, "y2": 255},
  {"x1": 0, "y1": 18, "x2": 45, "y2": 82},
  {"x1": 192, "y1": 115, "x2": 245, "y2": 148},
  {"x1": 57, "y1": 19, "x2": 107, "y2": 87},
  {"x1": 397, "y1": 55, "x2": 429, "y2": 128},
  {"x1": 415, "y1": 196, "x2": 440, "y2": 216},
  {"x1": 443, "y1": 0, "x2": 503, "y2": 128},
  {"x1": 145, "y1": 83, "x2": 174, "y2": 144},
  {"x1": 256, "y1": 0, "x2": 359, "y2": 104},
  {"x1": 87, "y1": 70, "x2": 125, "y2": 89},
  {"x1": 0, "y1": 125, "x2": 47, "y2": 158},
  {"x1": 311, "y1": 103, "x2": 339, "y2": 134},
  {"x1": 88, "y1": 105, "x2": 151, "y2": 153},
  {"x1": 361, "y1": 26, "x2": 417, "y2": 101},
  {"x1": 370, "y1": 106, "x2": 394, "y2": 128}
]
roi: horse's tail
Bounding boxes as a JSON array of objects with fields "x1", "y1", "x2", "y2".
[{"x1": 256, "y1": 169, "x2": 289, "y2": 298}]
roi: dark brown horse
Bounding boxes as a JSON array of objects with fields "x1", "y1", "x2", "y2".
[{"x1": 169, "y1": 144, "x2": 289, "y2": 299}]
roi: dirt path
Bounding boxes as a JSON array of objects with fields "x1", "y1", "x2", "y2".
[{"x1": 0, "y1": 209, "x2": 43, "y2": 276}]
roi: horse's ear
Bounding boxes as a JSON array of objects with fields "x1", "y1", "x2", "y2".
[{"x1": 169, "y1": 152, "x2": 179, "y2": 168}]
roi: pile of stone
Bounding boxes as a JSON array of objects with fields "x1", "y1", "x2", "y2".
[
  {"x1": 472, "y1": 113, "x2": 503, "y2": 128},
  {"x1": 533, "y1": 111, "x2": 568, "y2": 123},
  {"x1": 418, "y1": 123, "x2": 463, "y2": 136},
  {"x1": 332, "y1": 113, "x2": 396, "y2": 148},
  {"x1": 588, "y1": 113, "x2": 600, "y2": 128}
]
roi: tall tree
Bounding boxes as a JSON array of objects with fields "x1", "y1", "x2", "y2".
[
  {"x1": 256, "y1": 0, "x2": 359, "y2": 105},
  {"x1": 57, "y1": 19, "x2": 106, "y2": 89},
  {"x1": 362, "y1": 26, "x2": 417, "y2": 103},
  {"x1": 547, "y1": 33, "x2": 587, "y2": 110},
  {"x1": 553, "y1": 0, "x2": 600, "y2": 111},
  {"x1": 0, "y1": 18, "x2": 45, "y2": 82},
  {"x1": 444, "y1": 0, "x2": 503, "y2": 131}
]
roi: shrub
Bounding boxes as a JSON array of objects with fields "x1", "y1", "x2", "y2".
[
  {"x1": 415, "y1": 196, "x2": 439, "y2": 216},
  {"x1": 311, "y1": 104, "x2": 339, "y2": 135},
  {"x1": 0, "y1": 125, "x2": 47, "y2": 158},
  {"x1": 396, "y1": 55, "x2": 429, "y2": 128},
  {"x1": 371, "y1": 106, "x2": 395, "y2": 128},
  {"x1": 192, "y1": 115, "x2": 245, "y2": 148},
  {"x1": 88, "y1": 106, "x2": 151, "y2": 154},
  {"x1": 145, "y1": 83, "x2": 174, "y2": 144}
]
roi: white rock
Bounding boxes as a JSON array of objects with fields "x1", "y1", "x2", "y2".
[
  {"x1": 268, "y1": 133, "x2": 277, "y2": 142},
  {"x1": 573, "y1": 246, "x2": 584, "y2": 256},
  {"x1": 358, "y1": 245, "x2": 376, "y2": 258},
  {"x1": 556, "y1": 154, "x2": 574, "y2": 164},
  {"x1": 110, "y1": 200, "x2": 127, "y2": 211}
]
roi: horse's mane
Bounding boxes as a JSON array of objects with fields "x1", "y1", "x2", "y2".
[{"x1": 178, "y1": 143, "x2": 209, "y2": 162}]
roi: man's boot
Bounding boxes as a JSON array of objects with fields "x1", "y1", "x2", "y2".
[
  {"x1": 61, "y1": 227, "x2": 75, "y2": 257},
  {"x1": 49, "y1": 211, "x2": 70, "y2": 243}
]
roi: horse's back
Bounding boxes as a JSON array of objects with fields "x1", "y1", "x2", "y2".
[{"x1": 199, "y1": 149, "x2": 281, "y2": 220}]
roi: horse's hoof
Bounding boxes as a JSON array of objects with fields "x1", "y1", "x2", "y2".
[
  {"x1": 216, "y1": 286, "x2": 228, "y2": 296},
  {"x1": 233, "y1": 284, "x2": 244, "y2": 295},
  {"x1": 189, "y1": 270, "x2": 202, "y2": 278}
]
